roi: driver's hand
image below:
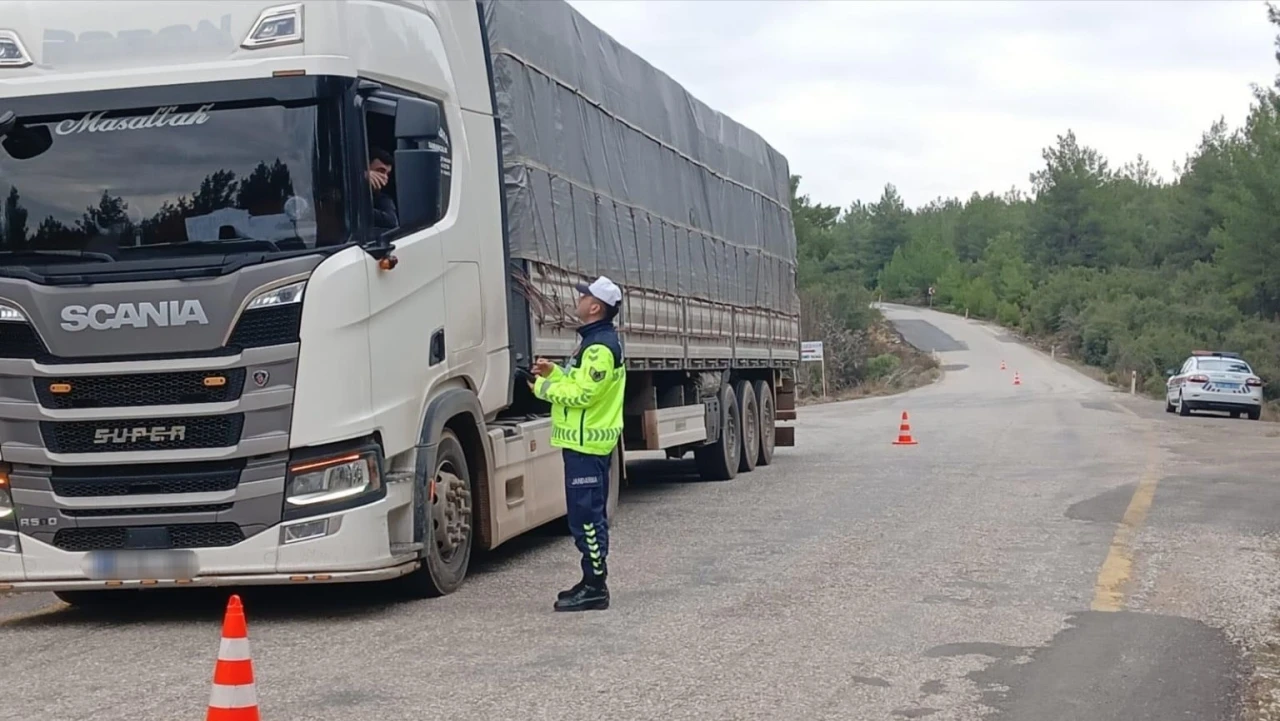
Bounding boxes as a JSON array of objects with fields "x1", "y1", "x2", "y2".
[{"x1": 367, "y1": 169, "x2": 389, "y2": 191}]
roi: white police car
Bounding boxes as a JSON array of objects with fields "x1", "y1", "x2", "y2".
[{"x1": 1165, "y1": 350, "x2": 1264, "y2": 420}]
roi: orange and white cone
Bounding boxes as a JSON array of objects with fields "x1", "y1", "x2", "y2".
[
  {"x1": 1012, "y1": 372, "x2": 1021, "y2": 386},
  {"x1": 892, "y1": 411, "x2": 918, "y2": 446},
  {"x1": 207, "y1": 594, "x2": 261, "y2": 721}
]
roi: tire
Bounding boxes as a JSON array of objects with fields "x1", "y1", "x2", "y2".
[
  {"x1": 1230, "y1": 410, "x2": 1241, "y2": 419},
  {"x1": 1165, "y1": 397, "x2": 1175, "y2": 413},
  {"x1": 754, "y1": 379, "x2": 776, "y2": 467},
  {"x1": 1178, "y1": 393, "x2": 1191, "y2": 417},
  {"x1": 1249, "y1": 408, "x2": 1262, "y2": 421},
  {"x1": 736, "y1": 380, "x2": 759, "y2": 474},
  {"x1": 401, "y1": 429, "x2": 473, "y2": 598},
  {"x1": 694, "y1": 383, "x2": 740, "y2": 482}
]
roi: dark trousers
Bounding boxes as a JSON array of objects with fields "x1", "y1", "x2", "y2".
[{"x1": 563, "y1": 449, "x2": 611, "y2": 580}]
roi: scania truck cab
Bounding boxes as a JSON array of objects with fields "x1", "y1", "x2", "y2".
[
  {"x1": 0, "y1": 0, "x2": 800, "y2": 606},
  {"x1": 0, "y1": 0, "x2": 528, "y2": 604}
]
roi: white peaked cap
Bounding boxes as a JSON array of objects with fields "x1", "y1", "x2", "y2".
[{"x1": 576, "y1": 276, "x2": 622, "y2": 307}]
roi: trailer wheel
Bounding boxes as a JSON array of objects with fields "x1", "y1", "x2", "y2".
[
  {"x1": 753, "y1": 379, "x2": 776, "y2": 467},
  {"x1": 736, "y1": 380, "x2": 759, "y2": 473},
  {"x1": 695, "y1": 383, "x2": 740, "y2": 482},
  {"x1": 401, "y1": 429, "x2": 473, "y2": 598}
]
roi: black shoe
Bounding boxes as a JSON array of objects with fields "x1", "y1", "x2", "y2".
[
  {"x1": 557, "y1": 579, "x2": 587, "y2": 601},
  {"x1": 554, "y1": 580, "x2": 609, "y2": 612}
]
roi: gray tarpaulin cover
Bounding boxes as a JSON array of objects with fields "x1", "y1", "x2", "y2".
[{"x1": 479, "y1": 0, "x2": 799, "y2": 316}]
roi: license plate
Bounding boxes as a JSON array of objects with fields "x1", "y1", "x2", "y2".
[
  {"x1": 1215, "y1": 383, "x2": 1241, "y2": 390},
  {"x1": 82, "y1": 550, "x2": 199, "y2": 581}
]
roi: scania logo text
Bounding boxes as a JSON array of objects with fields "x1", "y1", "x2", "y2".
[
  {"x1": 93, "y1": 426, "x2": 187, "y2": 445},
  {"x1": 60, "y1": 300, "x2": 209, "y2": 332}
]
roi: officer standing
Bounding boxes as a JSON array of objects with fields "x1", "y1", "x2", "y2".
[{"x1": 530, "y1": 276, "x2": 626, "y2": 612}]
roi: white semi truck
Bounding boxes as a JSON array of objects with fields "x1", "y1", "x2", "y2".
[{"x1": 0, "y1": 0, "x2": 800, "y2": 606}]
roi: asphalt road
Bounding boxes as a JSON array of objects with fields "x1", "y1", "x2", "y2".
[{"x1": 4, "y1": 304, "x2": 1280, "y2": 721}]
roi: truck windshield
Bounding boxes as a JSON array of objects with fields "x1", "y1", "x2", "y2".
[{"x1": 0, "y1": 77, "x2": 353, "y2": 270}]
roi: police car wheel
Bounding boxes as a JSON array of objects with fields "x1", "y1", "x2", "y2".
[
  {"x1": 401, "y1": 429, "x2": 473, "y2": 598},
  {"x1": 1248, "y1": 408, "x2": 1262, "y2": 421},
  {"x1": 1178, "y1": 394, "x2": 1192, "y2": 416}
]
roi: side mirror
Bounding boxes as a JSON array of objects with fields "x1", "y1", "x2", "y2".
[
  {"x1": 393, "y1": 148, "x2": 441, "y2": 231},
  {"x1": 395, "y1": 97, "x2": 440, "y2": 141},
  {"x1": 2, "y1": 123, "x2": 52, "y2": 160}
]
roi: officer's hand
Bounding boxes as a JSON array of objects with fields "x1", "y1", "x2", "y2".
[{"x1": 532, "y1": 358, "x2": 555, "y2": 378}]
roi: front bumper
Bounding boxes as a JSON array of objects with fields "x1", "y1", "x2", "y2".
[{"x1": 0, "y1": 478, "x2": 416, "y2": 592}]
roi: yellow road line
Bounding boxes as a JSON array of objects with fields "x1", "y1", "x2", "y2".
[{"x1": 1090, "y1": 426, "x2": 1161, "y2": 612}]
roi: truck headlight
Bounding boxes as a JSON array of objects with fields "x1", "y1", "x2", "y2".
[
  {"x1": 286, "y1": 452, "x2": 380, "y2": 508},
  {"x1": 0, "y1": 472, "x2": 14, "y2": 533},
  {"x1": 246, "y1": 280, "x2": 305, "y2": 310}
]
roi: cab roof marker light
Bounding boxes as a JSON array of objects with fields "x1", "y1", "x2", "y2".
[
  {"x1": 242, "y1": 3, "x2": 305, "y2": 50},
  {"x1": 0, "y1": 303, "x2": 27, "y2": 323},
  {"x1": 0, "y1": 31, "x2": 32, "y2": 69}
]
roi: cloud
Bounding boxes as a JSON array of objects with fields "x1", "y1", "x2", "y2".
[{"x1": 566, "y1": 0, "x2": 1278, "y2": 208}]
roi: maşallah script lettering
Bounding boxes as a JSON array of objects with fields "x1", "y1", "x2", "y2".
[{"x1": 54, "y1": 103, "x2": 215, "y2": 136}]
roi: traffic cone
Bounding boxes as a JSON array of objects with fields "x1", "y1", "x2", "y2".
[
  {"x1": 892, "y1": 411, "x2": 918, "y2": 446},
  {"x1": 1000, "y1": 360, "x2": 1006, "y2": 371},
  {"x1": 1013, "y1": 372, "x2": 1021, "y2": 386},
  {"x1": 207, "y1": 594, "x2": 261, "y2": 721}
]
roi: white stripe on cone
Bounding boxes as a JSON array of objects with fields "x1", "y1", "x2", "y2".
[
  {"x1": 209, "y1": 683, "x2": 259, "y2": 709},
  {"x1": 218, "y1": 637, "x2": 252, "y2": 661}
]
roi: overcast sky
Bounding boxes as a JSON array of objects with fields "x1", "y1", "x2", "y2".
[{"x1": 565, "y1": 0, "x2": 1279, "y2": 209}]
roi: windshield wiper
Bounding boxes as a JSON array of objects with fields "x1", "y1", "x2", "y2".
[
  {"x1": 0, "y1": 250, "x2": 113, "y2": 265},
  {"x1": 120, "y1": 239, "x2": 283, "y2": 256}
]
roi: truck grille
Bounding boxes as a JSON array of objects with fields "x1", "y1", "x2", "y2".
[
  {"x1": 62, "y1": 504, "x2": 233, "y2": 518},
  {"x1": 50, "y1": 461, "x2": 245, "y2": 498},
  {"x1": 228, "y1": 305, "x2": 302, "y2": 349},
  {"x1": 40, "y1": 414, "x2": 245, "y2": 454},
  {"x1": 35, "y1": 369, "x2": 247, "y2": 409},
  {"x1": 0, "y1": 304, "x2": 299, "y2": 362},
  {"x1": 52, "y1": 523, "x2": 245, "y2": 552},
  {"x1": 0, "y1": 321, "x2": 46, "y2": 359}
]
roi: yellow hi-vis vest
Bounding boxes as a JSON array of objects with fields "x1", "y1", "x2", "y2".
[{"x1": 533, "y1": 343, "x2": 626, "y2": 456}]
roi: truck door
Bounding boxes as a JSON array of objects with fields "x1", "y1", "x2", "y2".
[{"x1": 362, "y1": 87, "x2": 454, "y2": 456}]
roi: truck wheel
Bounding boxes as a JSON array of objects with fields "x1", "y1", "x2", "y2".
[
  {"x1": 695, "y1": 383, "x2": 740, "y2": 482},
  {"x1": 736, "y1": 380, "x2": 759, "y2": 473},
  {"x1": 402, "y1": 429, "x2": 473, "y2": 598},
  {"x1": 754, "y1": 379, "x2": 776, "y2": 466}
]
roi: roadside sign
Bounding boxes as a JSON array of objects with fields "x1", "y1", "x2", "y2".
[
  {"x1": 801, "y1": 341, "x2": 827, "y2": 398},
  {"x1": 801, "y1": 341, "x2": 824, "y2": 362}
]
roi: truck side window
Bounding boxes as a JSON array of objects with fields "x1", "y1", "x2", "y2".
[{"x1": 360, "y1": 82, "x2": 453, "y2": 239}]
